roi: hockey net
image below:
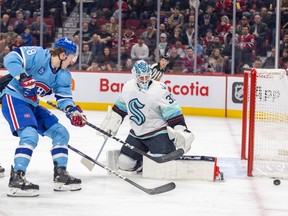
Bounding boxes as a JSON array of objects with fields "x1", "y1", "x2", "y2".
[{"x1": 241, "y1": 68, "x2": 288, "y2": 178}]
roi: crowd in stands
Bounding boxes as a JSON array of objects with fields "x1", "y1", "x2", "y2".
[
  {"x1": 1, "y1": 0, "x2": 288, "y2": 74},
  {"x1": 0, "y1": 0, "x2": 76, "y2": 67}
]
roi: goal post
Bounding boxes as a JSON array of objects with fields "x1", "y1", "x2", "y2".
[{"x1": 241, "y1": 68, "x2": 288, "y2": 178}]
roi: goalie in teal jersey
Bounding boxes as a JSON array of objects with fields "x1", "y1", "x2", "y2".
[{"x1": 1, "y1": 37, "x2": 86, "y2": 197}]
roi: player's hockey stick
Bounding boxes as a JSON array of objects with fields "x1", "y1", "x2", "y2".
[
  {"x1": 80, "y1": 136, "x2": 109, "y2": 171},
  {"x1": 39, "y1": 97, "x2": 184, "y2": 163},
  {"x1": 68, "y1": 144, "x2": 176, "y2": 195}
]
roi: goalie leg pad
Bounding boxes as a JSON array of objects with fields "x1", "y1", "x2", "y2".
[{"x1": 118, "y1": 153, "x2": 142, "y2": 172}]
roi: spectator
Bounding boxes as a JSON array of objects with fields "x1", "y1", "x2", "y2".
[
  {"x1": 250, "y1": 14, "x2": 269, "y2": 57},
  {"x1": 100, "y1": 62, "x2": 115, "y2": 71},
  {"x1": 21, "y1": 27, "x2": 33, "y2": 46},
  {"x1": 31, "y1": 15, "x2": 50, "y2": 47},
  {"x1": 165, "y1": 17, "x2": 176, "y2": 35},
  {"x1": 253, "y1": 57, "x2": 263, "y2": 68},
  {"x1": 14, "y1": 0, "x2": 32, "y2": 20},
  {"x1": 263, "y1": 47, "x2": 276, "y2": 69},
  {"x1": 98, "y1": 0, "x2": 115, "y2": 19},
  {"x1": 173, "y1": 40, "x2": 186, "y2": 58},
  {"x1": 239, "y1": 26, "x2": 254, "y2": 68},
  {"x1": 0, "y1": 14, "x2": 10, "y2": 33},
  {"x1": 13, "y1": 12, "x2": 29, "y2": 35},
  {"x1": 0, "y1": 45, "x2": 11, "y2": 68},
  {"x1": 127, "y1": 0, "x2": 141, "y2": 19},
  {"x1": 199, "y1": 5, "x2": 218, "y2": 30},
  {"x1": 87, "y1": 61, "x2": 100, "y2": 71},
  {"x1": 158, "y1": 33, "x2": 169, "y2": 56},
  {"x1": 139, "y1": 0, "x2": 156, "y2": 28},
  {"x1": 88, "y1": 15, "x2": 99, "y2": 36},
  {"x1": 44, "y1": 0, "x2": 62, "y2": 27},
  {"x1": 122, "y1": 26, "x2": 137, "y2": 50},
  {"x1": 88, "y1": 34, "x2": 105, "y2": 60},
  {"x1": 73, "y1": 22, "x2": 92, "y2": 42},
  {"x1": 205, "y1": 48, "x2": 225, "y2": 73},
  {"x1": 167, "y1": 26, "x2": 182, "y2": 45},
  {"x1": 130, "y1": 36, "x2": 149, "y2": 61},
  {"x1": 80, "y1": 43, "x2": 93, "y2": 70},
  {"x1": 190, "y1": 37, "x2": 203, "y2": 56},
  {"x1": 113, "y1": 0, "x2": 128, "y2": 20},
  {"x1": 141, "y1": 23, "x2": 157, "y2": 53},
  {"x1": 182, "y1": 15, "x2": 196, "y2": 34},
  {"x1": 4, "y1": 35, "x2": 14, "y2": 49},
  {"x1": 159, "y1": 9, "x2": 168, "y2": 24},
  {"x1": 97, "y1": 46, "x2": 117, "y2": 65},
  {"x1": 202, "y1": 29, "x2": 214, "y2": 57},
  {"x1": 198, "y1": 14, "x2": 214, "y2": 38},
  {"x1": 120, "y1": 46, "x2": 130, "y2": 64},
  {"x1": 13, "y1": 34, "x2": 24, "y2": 48},
  {"x1": 279, "y1": 48, "x2": 288, "y2": 69},
  {"x1": 98, "y1": 24, "x2": 113, "y2": 48},
  {"x1": 170, "y1": 6, "x2": 184, "y2": 29},
  {"x1": 4, "y1": 24, "x2": 17, "y2": 41},
  {"x1": 215, "y1": 15, "x2": 231, "y2": 43},
  {"x1": 112, "y1": 32, "x2": 122, "y2": 48},
  {"x1": 106, "y1": 16, "x2": 119, "y2": 37},
  {"x1": 181, "y1": 24, "x2": 194, "y2": 46},
  {"x1": 159, "y1": 23, "x2": 168, "y2": 35},
  {"x1": 205, "y1": 35, "x2": 223, "y2": 57},
  {"x1": 167, "y1": 47, "x2": 183, "y2": 72},
  {"x1": 182, "y1": 46, "x2": 205, "y2": 74},
  {"x1": 122, "y1": 58, "x2": 133, "y2": 71},
  {"x1": 223, "y1": 26, "x2": 236, "y2": 47},
  {"x1": 222, "y1": 37, "x2": 242, "y2": 74},
  {"x1": 236, "y1": 16, "x2": 250, "y2": 36},
  {"x1": 149, "y1": 16, "x2": 157, "y2": 29},
  {"x1": 280, "y1": 33, "x2": 288, "y2": 56}
]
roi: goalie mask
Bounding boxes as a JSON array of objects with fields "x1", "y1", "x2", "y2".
[{"x1": 132, "y1": 60, "x2": 152, "y2": 92}]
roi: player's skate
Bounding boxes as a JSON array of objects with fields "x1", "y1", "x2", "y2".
[
  {"x1": 0, "y1": 165, "x2": 5, "y2": 178},
  {"x1": 53, "y1": 162, "x2": 81, "y2": 192},
  {"x1": 7, "y1": 166, "x2": 39, "y2": 197}
]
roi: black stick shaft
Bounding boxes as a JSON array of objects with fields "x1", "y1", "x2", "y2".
[{"x1": 68, "y1": 144, "x2": 176, "y2": 195}]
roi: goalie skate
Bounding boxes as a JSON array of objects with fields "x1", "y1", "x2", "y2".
[
  {"x1": 7, "y1": 166, "x2": 39, "y2": 197},
  {"x1": 54, "y1": 164, "x2": 81, "y2": 192},
  {"x1": 0, "y1": 165, "x2": 4, "y2": 178}
]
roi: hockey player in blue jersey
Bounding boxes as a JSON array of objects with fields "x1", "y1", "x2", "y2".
[
  {"x1": 99, "y1": 60, "x2": 194, "y2": 173},
  {"x1": 1, "y1": 37, "x2": 86, "y2": 197}
]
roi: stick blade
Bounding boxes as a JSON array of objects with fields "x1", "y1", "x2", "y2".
[
  {"x1": 80, "y1": 157, "x2": 95, "y2": 171},
  {"x1": 145, "y1": 182, "x2": 176, "y2": 195}
]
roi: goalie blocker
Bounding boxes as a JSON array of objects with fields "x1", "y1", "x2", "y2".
[{"x1": 107, "y1": 150, "x2": 223, "y2": 181}]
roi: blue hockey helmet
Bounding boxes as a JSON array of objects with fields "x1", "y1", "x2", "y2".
[
  {"x1": 54, "y1": 37, "x2": 77, "y2": 56},
  {"x1": 132, "y1": 60, "x2": 152, "y2": 91}
]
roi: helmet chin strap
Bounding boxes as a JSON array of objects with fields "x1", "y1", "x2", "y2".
[{"x1": 58, "y1": 54, "x2": 67, "y2": 69}]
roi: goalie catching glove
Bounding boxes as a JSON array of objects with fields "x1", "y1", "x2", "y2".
[
  {"x1": 167, "y1": 125, "x2": 194, "y2": 153},
  {"x1": 66, "y1": 105, "x2": 87, "y2": 127},
  {"x1": 99, "y1": 106, "x2": 122, "y2": 136}
]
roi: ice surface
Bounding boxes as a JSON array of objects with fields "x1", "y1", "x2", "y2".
[{"x1": 0, "y1": 110, "x2": 287, "y2": 216}]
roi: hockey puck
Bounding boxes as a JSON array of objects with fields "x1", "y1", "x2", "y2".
[{"x1": 273, "y1": 179, "x2": 281, "y2": 186}]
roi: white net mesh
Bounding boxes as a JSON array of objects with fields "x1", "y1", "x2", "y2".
[{"x1": 247, "y1": 69, "x2": 288, "y2": 178}]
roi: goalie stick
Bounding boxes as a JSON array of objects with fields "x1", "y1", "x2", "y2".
[
  {"x1": 80, "y1": 136, "x2": 109, "y2": 171},
  {"x1": 39, "y1": 97, "x2": 184, "y2": 163},
  {"x1": 68, "y1": 144, "x2": 176, "y2": 195}
]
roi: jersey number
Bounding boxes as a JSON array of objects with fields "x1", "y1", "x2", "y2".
[
  {"x1": 166, "y1": 93, "x2": 175, "y2": 104},
  {"x1": 128, "y1": 98, "x2": 145, "y2": 126}
]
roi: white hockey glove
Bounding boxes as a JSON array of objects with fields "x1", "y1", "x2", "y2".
[
  {"x1": 99, "y1": 106, "x2": 122, "y2": 136},
  {"x1": 167, "y1": 125, "x2": 194, "y2": 153}
]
